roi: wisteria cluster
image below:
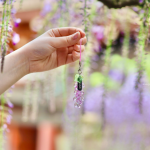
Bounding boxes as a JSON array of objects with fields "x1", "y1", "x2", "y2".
[
  {"x1": 85, "y1": 69, "x2": 150, "y2": 126},
  {"x1": 0, "y1": 90, "x2": 13, "y2": 149},
  {"x1": 0, "y1": 0, "x2": 22, "y2": 149},
  {"x1": 0, "y1": 0, "x2": 21, "y2": 72}
]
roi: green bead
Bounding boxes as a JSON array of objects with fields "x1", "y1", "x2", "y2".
[
  {"x1": 74, "y1": 74, "x2": 79, "y2": 82},
  {"x1": 74, "y1": 74, "x2": 83, "y2": 83},
  {"x1": 77, "y1": 76, "x2": 82, "y2": 83}
]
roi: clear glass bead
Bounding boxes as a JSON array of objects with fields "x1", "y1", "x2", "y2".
[
  {"x1": 73, "y1": 97, "x2": 77, "y2": 101},
  {"x1": 74, "y1": 103, "x2": 79, "y2": 108}
]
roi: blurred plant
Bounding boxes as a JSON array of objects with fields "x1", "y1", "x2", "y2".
[
  {"x1": 0, "y1": 90, "x2": 13, "y2": 149},
  {"x1": 100, "y1": 11, "x2": 115, "y2": 129},
  {"x1": 91, "y1": 7, "x2": 139, "y2": 56},
  {"x1": 134, "y1": 0, "x2": 150, "y2": 113},
  {"x1": 80, "y1": 0, "x2": 91, "y2": 40},
  {"x1": 43, "y1": 71, "x2": 56, "y2": 113},
  {"x1": 0, "y1": 1, "x2": 20, "y2": 149},
  {"x1": 85, "y1": 54, "x2": 150, "y2": 125},
  {"x1": 19, "y1": 0, "x2": 24, "y2": 9},
  {"x1": 0, "y1": 0, "x2": 21, "y2": 72},
  {"x1": 22, "y1": 79, "x2": 32, "y2": 122},
  {"x1": 0, "y1": 0, "x2": 13, "y2": 72}
]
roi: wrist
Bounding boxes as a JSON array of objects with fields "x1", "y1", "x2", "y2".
[
  {"x1": 4, "y1": 46, "x2": 29, "y2": 77},
  {"x1": 0, "y1": 47, "x2": 29, "y2": 94},
  {"x1": 15, "y1": 46, "x2": 30, "y2": 76}
]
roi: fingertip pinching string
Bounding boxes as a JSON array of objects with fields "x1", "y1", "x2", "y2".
[{"x1": 80, "y1": 38, "x2": 82, "y2": 62}]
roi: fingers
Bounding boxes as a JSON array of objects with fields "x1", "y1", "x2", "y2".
[
  {"x1": 72, "y1": 51, "x2": 80, "y2": 61},
  {"x1": 57, "y1": 48, "x2": 81, "y2": 66},
  {"x1": 66, "y1": 51, "x2": 80, "y2": 64},
  {"x1": 50, "y1": 27, "x2": 85, "y2": 38},
  {"x1": 68, "y1": 45, "x2": 85, "y2": 54},
  {"x1": 77, "y1": 37, "x2": 87, "y2": 45},
  {"x1": 57, "y1": 44, "x2": 85, "y2": 66},
  {"x1": 49, "y1": 32, "x2": 82, "y2": 48}
]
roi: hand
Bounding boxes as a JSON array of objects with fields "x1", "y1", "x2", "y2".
[
  {"x1": 0, "y1": 27, "x2": 86, "y2": 94},
  {"x1": 24, "y1": 27, "x2": 87, "y2": 73}
]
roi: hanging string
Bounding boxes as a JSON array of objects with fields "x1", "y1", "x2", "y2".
[{"x1": 80, "y1": 39, "x2": 82, "y2": 62}]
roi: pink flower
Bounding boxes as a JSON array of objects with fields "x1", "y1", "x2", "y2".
[{"x1": 12, "y1": 33, "x2": 20, "y2": 45}]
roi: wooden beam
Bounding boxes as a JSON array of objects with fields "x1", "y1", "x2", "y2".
[{"x1": 98, "y1": 0, "x2": 140, "y2": 8}]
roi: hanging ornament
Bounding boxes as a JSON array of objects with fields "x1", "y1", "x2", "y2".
[
  {"x1": 30, "y1": 80, "x2": 40, "y2": 121},
  {"x1": 48, "y1": 71, "x2": 56, "y2": 113},
  {"x1": 22, "y1": 80, "x2": 32, "y2": 122},
  {"x1": 73, "y1": 39, "x2": 85, "y2": 108}
]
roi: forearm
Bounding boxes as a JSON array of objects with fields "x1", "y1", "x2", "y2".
[{"x1": 0, "y1": 47, "x2": 29, "y2": 95}]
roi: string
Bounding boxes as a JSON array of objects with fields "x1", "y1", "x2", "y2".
[{"x1": 80, "y1": 39, "x2": 82, "y2": 62}]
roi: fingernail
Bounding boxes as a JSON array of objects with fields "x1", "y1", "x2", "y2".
[{"x1": 73, "y1": 32, "x2": 79, "y2": 40}]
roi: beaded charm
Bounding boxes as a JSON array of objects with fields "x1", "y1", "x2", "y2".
[{"x1": 73, "y1": 39, "x2": 85, "y2": 108}]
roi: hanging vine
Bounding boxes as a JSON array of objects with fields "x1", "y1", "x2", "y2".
[
  {"x1": 80, "y1": 0, "x2": 91, "y2": 41},
  {"x1": 100, "y1": 10, "x2": 115, "y2": 129},
  {"x1": 135, "y1": 0, "x2": 150, "y2": 114}
]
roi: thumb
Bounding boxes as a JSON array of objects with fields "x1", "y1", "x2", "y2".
[{"x1": 50, "y1": 32, "x2": 81, "y2": 48}]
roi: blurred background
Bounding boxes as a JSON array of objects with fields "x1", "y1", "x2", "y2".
[{"x1": 2, "y1": 0, "x2": 150, "y2": 150}]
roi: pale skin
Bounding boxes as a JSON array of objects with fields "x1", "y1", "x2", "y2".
[{"x1": 0, "y1": 27, "x2": 87, "y2": 95}]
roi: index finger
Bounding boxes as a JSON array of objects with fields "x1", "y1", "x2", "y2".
[{"x1": 51, "y1": 27, "x2": 85, "y2": 38}]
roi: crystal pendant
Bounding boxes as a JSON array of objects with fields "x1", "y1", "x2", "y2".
[{"x1": 73, "y1": 81, "x2": 84, "y2": 108}]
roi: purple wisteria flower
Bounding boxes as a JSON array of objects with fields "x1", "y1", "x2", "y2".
[
  {"x1": 40, "y1": 1, "x2": 52, "y2": 17},
  {"x1": 8, "y1": 25, "x2": 13, "y2": 32},
  {"x1": 139, "y1": 0, "x2": 144, "y2": 4},
  {"x1": 92, "y1": 25, "x2": 104, "y2": 41},
  {"x1": 3, "y1": 124, "x2": 7, "y2": 130},
  {"x1": 132, "y1": 7, "x2": 139, "y2": 12},
  {"x1": 8, "y1": 109, "x2": 13, "y2": 115},
  {"x1": 12, "y1": 32, "x2": 20, "y2": 45},
  {"x1": 7, "y1": 101, "x2": 13, "y2": 108},
  {"x1": 108, "y1": 69, "x2": 124, "y2": 83},
  {"x1": 84, "y1": 71, "x2": 150, "y2": 126},
  {"x1": 14, "y1": 18, "x2": 21, "y2": 28},
  {"x1": 11, "y1": 7, "x2": 16, "y2": 15},
  {"x1": 6, "y1": 115, "x2": 12, "y2": 124},
  {"x1": 84, "y1": 87, "x2": 103, "y2": 113}
]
